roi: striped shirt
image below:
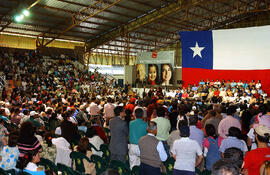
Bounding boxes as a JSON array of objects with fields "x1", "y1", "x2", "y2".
[{"x1": 17, "y1": 136, "x2": 42, "y2": 157}]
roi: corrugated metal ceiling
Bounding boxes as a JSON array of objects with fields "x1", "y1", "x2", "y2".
[{"x1": 0, "y1": 0, "x2": 269, "y2": 53}]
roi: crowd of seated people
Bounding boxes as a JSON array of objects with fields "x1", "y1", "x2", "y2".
[
  {"x1": 159, "y1": 79, "x2": 267, "y2": 104},
  {"x1": 0, "y1": 50, "x2": 270, "y2": 175}
]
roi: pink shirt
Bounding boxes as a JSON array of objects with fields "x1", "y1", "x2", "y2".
[
  {"x1": 104, "y1": 103, "x2": 115, "y2": 118},
  {"x1": 203, "y1": 136, "x2": 223, "y2": 149},
  {"x1": 89, "y1": 102, "x2": 100, "y2": 115},
  {"x1": 218, "y1": 115, "x2": 241, "y2": 139}
]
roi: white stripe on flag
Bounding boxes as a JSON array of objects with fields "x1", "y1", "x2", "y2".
[{"x1": 213, "y1": 25, "x2": 270, "y2": 70}]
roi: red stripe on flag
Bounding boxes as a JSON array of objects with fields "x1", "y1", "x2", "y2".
[{"x1": 182, "y1": 68, "x2": 270, "y2": 95}]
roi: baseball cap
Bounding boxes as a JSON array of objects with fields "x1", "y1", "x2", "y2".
[
  {"x1": 255, "y1": 124, "x2": 270, "y2": 137},
  {"x1": 30, "y1": 111, "x2": 38, "y2": 116}
]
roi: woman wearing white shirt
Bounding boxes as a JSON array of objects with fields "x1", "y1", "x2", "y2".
[{"x1": 256, "y1": 80, "x2": 262, "y2": 89}]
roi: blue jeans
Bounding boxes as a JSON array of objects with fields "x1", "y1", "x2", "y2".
[
  {"x1": 139, "y1": 163, "x2": 162, "y2": 175},
  {"x1": 173, "y1": 169, "x2": 195, "y2": 175}
]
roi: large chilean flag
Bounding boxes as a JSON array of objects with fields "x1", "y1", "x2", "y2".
[{"x1": 179, "y1": 26, "x2": 270, "y2": 95}]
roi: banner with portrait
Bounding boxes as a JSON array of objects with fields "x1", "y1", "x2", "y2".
[{"x1": 135, "y1": 51, "x2": 175, "y2": 86}]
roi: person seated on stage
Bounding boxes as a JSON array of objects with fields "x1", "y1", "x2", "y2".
[{"x1": 199, "y1": 79, "x2": 205, "y2": 86}]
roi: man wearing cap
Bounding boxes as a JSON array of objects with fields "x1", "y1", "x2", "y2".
[
  {"x1": 171, "y1": 125, "x2": 203, "y2": 175},
  {"x1": 242, "y1": 124, "x2": 270, "y2": 175},
  {"x1": 28, "y1": 111, "x2": 42, "y2": 129},
  {"x1": 138, "y1": 121, "x2": 167, "y2": 175},
  {"x1": 247, "y1": 104, "x2": 270, "y2": 150}
]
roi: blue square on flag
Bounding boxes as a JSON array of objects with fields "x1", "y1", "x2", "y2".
[{"x1": 180, "y1": 30, "x2": 213, "y2": 69}]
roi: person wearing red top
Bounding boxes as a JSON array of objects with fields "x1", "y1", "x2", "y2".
[
  {"x1": 147, "y1": 99, "x2": 157, "y2": 120},
  {"x1": 213, "y1": 88, "x2": 220, "y2": 97},
  {"x1": 91, "y1": 117, "x2": 108, "y2": 143},
  {"x1": 254, "y1": 91, "x2": 260, "y2": 99},
  {"x1": 125, "y1": 98, "x2": 136, "y2": 112},
  {"x1": 242, "y1": 124, "x2": 270, "y2": 175},
  {"x1": 209, "y1": 80, "x2": 215, "y2": 86},
  {"x1": 181, "y1": 91, "x2": 189, "y2": 99}
]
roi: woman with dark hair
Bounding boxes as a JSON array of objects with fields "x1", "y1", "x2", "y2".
[
  {"x1": 219, "y1": 127, "x2": 247, "y2": 156},
  {"x1": 203, "y1": 124, "x2": 222, "y2": 171},
  {"x1": 16, "y1": 150, "x2": 45, "y2": 175},
  {"x1": 17, "y1": 121, "x2": 42, "y2": 157},
  {"x1": 161, "y1": 64, "x2": 173, "y2": 86},
  {"x1": 169, "y1": 102, "x2": 178, "y2": 132},
  {"x1": 39, "y1": 132, "x2": 56, "y2": 163},
  {"x1": 74, "y1": 137, "x2": 94, "y2": 175},
  {"x1": 60, "y1": 111, "x2": 77, "y2": 143},
  {"x1": 48, "y1": 112, "x2": 58, "y2": 132},
  {"x1": 86, "y1": 126, "x2": 103, "y2": 157},
  {"x1": 0, "y1": 131, "x2": 20, "y2": 170}
]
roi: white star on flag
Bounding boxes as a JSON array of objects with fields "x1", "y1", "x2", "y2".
[{"x1": 190, "y1": 42, "x2": 205, "y2": 58}]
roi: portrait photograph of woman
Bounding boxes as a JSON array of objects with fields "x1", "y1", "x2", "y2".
[{"x1": 161, "y1": 64, "x2": 173, "y2": 86}]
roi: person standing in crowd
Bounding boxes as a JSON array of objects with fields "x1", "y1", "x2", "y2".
[
  {"x1": 219, "y1": 127, "x2": 247, "y2": 157},
  {"x1": 203, "y1": 124, "x2": 222, "y2": 171},
  {"x1": 203, "y1": 110, "x2": 221, "y2": 135},
  {"x1": 242, "y1": 124, "x2": 270, "y2": 175},
  {"x1": 104, "y1": 97, "x2": 115, "y2": 126},
  {"x1": 138, "y1": 121, "x2": 167, "y2": 175},
  {"x1": 89, "y1": 97, "x2": 100, "y2": 116},
  {"x1": 171, "y1": 125, "x2": 203, "y2": 175},
  {"x1": 109, "y1": 106, "x2": 128, "y2": 163},
  {"x1": 151, "y1": 107, "x2": 171, "y2": 155},
  {"x1": 189, "y1": 115, "x2": 204, "y2": 149},
  {"x1": 133, "y1": 100, "x2": 147, "y2": 119},
  {"x1": 212, "y1": 159, "x2": 239, "y2": 175},
  {"x1": 125, "y1": 97, "x2": 136, "y2": 113},
  {"x1": 218, "y1": 105, "x2": 241, "y2": 138},
  {"x1": 129, "y1": 108, "x2": 147, "y2": 169}
]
